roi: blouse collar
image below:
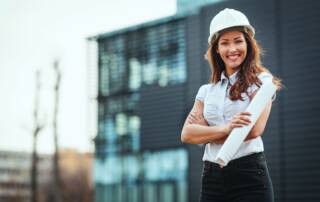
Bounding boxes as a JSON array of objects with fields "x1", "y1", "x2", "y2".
[{"x1": 221, "y1": 69, "x2": 240, "y2": 85}]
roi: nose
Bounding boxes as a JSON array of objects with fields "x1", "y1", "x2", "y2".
[{"x1": 229, "y1": 44, "x2": 237, "y2": 53}]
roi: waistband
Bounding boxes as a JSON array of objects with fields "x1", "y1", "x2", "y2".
[{"x1": 204, "y1": 152, "x2": 265, "y2": 169}]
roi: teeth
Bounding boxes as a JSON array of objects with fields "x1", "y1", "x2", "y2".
[{"x1": 228, "y1": 55, "x2": 239, "y2": 60}]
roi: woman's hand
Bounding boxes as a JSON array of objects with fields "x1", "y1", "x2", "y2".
[
  {"x1": 224, "y1": 111, "x2": 252, "y2": 133},
  {"x1": 214, "y1": 112, "x2": 252, "y2": 144},
  {"x1": 187, "y1": 111, "x2": 208, "y2": 126},
  {"x1": 181, "y1": 101, "x2": 228, "y2": 144}
]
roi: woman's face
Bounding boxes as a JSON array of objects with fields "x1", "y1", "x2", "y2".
[{"x1": 216, "y1": 31, "x2": 247, "y2": 75}]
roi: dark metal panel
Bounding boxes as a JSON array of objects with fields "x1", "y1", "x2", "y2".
[
  {"x1": 184, "y1": 13, "x2": 209, "y2": 202},
  {"x1": 187, "y1": 145, "x2": 204, "y2": 202},
  {"x1": 280, "y1": 0, "x2": 320, "y2": 201},
  {"x1": 140, "y1": 84, "x2": 186, "y2": 150},
  {"x1": 185, "y1": 14, "x2": 203, "y2": 109}
]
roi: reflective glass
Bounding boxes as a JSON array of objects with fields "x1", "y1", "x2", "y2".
[{"x1": 95, "y1": 19, "x2": 187, "y2": 202}]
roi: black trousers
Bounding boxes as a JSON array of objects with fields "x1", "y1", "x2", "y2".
[{"x1": 200, "y1": 152, "x2": 274, "y2": 202}]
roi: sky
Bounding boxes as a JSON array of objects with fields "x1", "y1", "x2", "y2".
[{"x1": 0, "y1": 0, "x2": 176, "y2": 154}]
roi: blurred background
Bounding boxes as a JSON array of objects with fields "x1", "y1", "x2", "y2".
[{"x1": 1, "y1": 0, "x2": 320, "y2": 202}]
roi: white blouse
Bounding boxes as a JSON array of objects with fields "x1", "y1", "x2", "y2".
[{"x1": 195, "y1": 70, "x2": 275, "y2": 163}]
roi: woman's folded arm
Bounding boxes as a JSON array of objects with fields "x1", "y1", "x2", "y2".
[{"x1": 181, "y1": 100, "x2": 229, "y2": 144}]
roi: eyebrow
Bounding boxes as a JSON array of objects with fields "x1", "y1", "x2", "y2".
[{"x1": 220, "y1": 36, "x2": 243, "y2": 41}]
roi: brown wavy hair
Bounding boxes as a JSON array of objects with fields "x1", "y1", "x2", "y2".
[{"x1": 205, "y1": 26, "x2": 282, "y2": 101}]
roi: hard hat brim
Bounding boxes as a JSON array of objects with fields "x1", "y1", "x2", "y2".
[{"x1": 208, "y1": 25, "x2": 255, "y2": 44}]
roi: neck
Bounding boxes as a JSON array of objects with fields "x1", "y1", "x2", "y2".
[{"x1": 225, "y1": 68, "x2": 239, "y2": 77}]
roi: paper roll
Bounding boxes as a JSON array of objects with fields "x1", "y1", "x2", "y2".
[{"x1": 215, "y1": 79, "x2": 277, "y2": 166}]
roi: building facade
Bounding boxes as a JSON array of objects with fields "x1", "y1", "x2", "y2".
[
  {"x1": 0, "y1": 151, "x2": 52, "y2": 202},
  {"x1": 92, "y1": 16, "x2": 188, "y2": 202},
  {"x1": 0, "y1": 149, "x2": 93, "y2": 202},
  {"x1": 176, "y1": 0, "x2": 223, "y2": 14},
  {"x1": 90, "y1": 0, "x2": 320, "y2": 202}
]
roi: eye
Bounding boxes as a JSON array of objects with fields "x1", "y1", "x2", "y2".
[
  {"x1": 220, "y1": 42, "x2": 229, "y2": 46},
  {"x1": 235, "y1": 40, "x2": 244, "y2": 44}
]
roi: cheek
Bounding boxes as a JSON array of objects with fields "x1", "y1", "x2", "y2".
[
  {"x1": 239, "y1": 45, "x2": 247, "y2": 58},
  {"x1": 242, "y1": 49, "x2": 248, "y2": 59},
  {"x1": 217, "y1": 47, "x2": 226, "y2": 57},
  {"x1": 241, "y1": 43, "x2": 247, "y2": 54}
]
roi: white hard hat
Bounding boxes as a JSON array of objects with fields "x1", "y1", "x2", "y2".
[{"x1": 208, "y1": 8, "x2": 255, "y2": 44}]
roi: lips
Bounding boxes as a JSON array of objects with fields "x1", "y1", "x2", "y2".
[{"x1": 227, "y1": 54, "x2": 240, "y2": 61}]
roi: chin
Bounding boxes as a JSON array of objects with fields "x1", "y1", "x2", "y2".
[{"x1": 227, "y1": 63, "x2": 242, "y2": 70}]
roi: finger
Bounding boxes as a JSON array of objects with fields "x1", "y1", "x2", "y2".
[
  {"x1": 189, "y1": 113, "x2": 198, "y2": 120},
  {"x1": 236, "y1": 119, "x2": 251, "y2": 125},
  {"x1": 234, "y1": 114, "x2": 251, "y2": 123},
  {"x1": 231, "y1": 124, "x2": 244, "y2": 128},
  {"x1": 239, "y1": 116, "x2": 251, "y2": 124},
  {"x1": 232, "y1": 117, "x2": 249, "y2": 125},
  {"x1": 232, "y1": 117, "x2": 249, "y2": 124},
  {"x1": 188, "y1": 116, "x2": 197, "y2": 123},
  {"x1": 240, "y1": 111, "x2": 251, "y2": 116}
]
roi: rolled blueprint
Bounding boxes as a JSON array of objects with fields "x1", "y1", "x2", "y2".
[{"x1": 215, "y1": 79, "x2": 277, "y2": 166}]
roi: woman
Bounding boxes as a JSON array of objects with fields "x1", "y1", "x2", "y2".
[{"x1": 181, "y1": 8, "x2": 282, "y2": 202}]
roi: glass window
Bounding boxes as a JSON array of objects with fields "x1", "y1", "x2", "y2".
[
  {"x1": 98, "y1": 19, "x2": 186, "y2": 94},
  {"x1": 144, "y1": 183, "x2": 158, "y2": 202},
  {"x1": 143, "y1": 61, "x2": 158, "y2": 85},
  {"x1": 95, "y1": 19, "x2": 187, "y2": 202},
  {"x1": 94, "y1": 149, "x2": 187, "y2": 202},
  {"x1": 143, "y1": 149, "x2": 188, "y2": 202},
  {"x1": 106, "y1": 98, "x2": 122, "y2": 114},
  {"x1": 127, "y1": 93, "x2": 140, "y2": 111},
  {"x1": 129, "y1": 58, "x2": 142, "y2": 90},
  {"x1": 123, "y1": 155, "x2": 139, "y2": 182},
  {"x1": 99, "y1": 57, "x2": 109, "y2": 96},
  {"x1": 129, "y1": 116, "x2": 140, "y2": 151},
  {"x1": 160, "y1": 182, "x2": 174, "y2": 202},
  {"x1": 158, "y1": 64, "x2": 169, "y2": 87},
  {"x1": 104, "y1": 117, "x2": 117, "y2": 153},
  {"x1": 116, "y1": 113, "x2": 128, "y2": 136}
]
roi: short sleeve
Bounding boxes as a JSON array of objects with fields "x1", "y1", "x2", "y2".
[
  {"x1": 195, "y1": 84, "x2": 209, "y2": 102},
  {"x1": 251, "y1": 72, "x2": 277, "y2": 102}
]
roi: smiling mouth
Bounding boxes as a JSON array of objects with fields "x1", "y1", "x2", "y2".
[{"x1": 227, "y1": 54, "x2": 240, "y2": 61}]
